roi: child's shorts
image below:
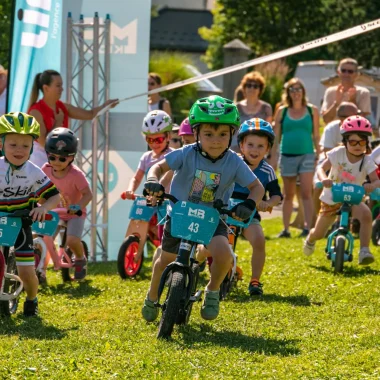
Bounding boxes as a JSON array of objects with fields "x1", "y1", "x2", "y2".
[
  {"x1": 66, "y1": 217, "x2": 85, "y2": 238},
  {"x1": 14, "y1": 225, "x2": 34, "y2": 266},
  {"x1": 319, "y1": 201, "x2": 342, "y2": 217},
  {"x1": 161, "y1": 216, "x2": 228, "y2": 254}
]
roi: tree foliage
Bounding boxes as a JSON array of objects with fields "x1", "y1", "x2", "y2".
[
  {"x1": 199, "y1": 0, "x2": 380, "y2": 71},
  {"x1": 0, "y1": 0, "x2": 12, "y2": 68},
  {"x1": 149, "y1": 52, "x2": 198, "y2": 123}
]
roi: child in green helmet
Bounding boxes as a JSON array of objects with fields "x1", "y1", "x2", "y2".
[
  {"x1": 0, "y1": 112, "x2": 60, "y2": 317},
  {"x1": 142, "y1": 95, "x2": 264, "y2": 322}
]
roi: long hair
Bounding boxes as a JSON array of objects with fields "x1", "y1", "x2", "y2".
[
  {"x1": 282, "y1": 77, "x2": 308, "y2": 108},
  {"x1": 28, "y1": 69, "x2": 60, "y2": 110}
]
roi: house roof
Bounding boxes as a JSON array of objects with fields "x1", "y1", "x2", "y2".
[{"x1": 150, "y1": 8, "x2": 213, "y2": 52}]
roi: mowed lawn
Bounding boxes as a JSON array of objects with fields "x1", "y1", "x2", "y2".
[{"x1": 1, "y1": 217, "x2": 380, "y2": 379}]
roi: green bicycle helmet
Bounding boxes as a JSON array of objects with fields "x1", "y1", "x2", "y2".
[
  {"x1": 0, "y1": 112, "x2": 40, "y2": 139},
  {"x1": 189, "y1": 95, "x2": 240, "y2": 130}
]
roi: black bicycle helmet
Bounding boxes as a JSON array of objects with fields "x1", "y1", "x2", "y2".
[{"x1": 45, "y1": 128, "x2": 78, "y2": 156}]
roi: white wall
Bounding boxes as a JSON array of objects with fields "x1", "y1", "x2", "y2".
[{"x1": 152, "y1": 0, "x2": 214, "y2": 10}]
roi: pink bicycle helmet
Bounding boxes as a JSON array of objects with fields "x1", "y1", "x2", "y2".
[
  {"x1": 178, "y1": 117, "x2": 192, "y2": 136},
  {"x1": 340, "y1": 115, "x2": 372, "y2": 136}
]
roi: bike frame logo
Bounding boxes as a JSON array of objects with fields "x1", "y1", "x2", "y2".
[
  {"x1": 84, "y1": 18, "x2": 138, "y2": 55},
  {"x1": 18, "y1": 0, "x2": 61, "y2": 48},
  {"x1": 188, "y1": 208, "x2": 205, "y2": 220}
]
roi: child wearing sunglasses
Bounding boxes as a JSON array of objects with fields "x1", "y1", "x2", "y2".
[
  {"x1": 122, "y1": 110, "x2": 173, "y2": 200},
  {"x1": 303, "y1": 116, "x2": 380, "y2": 265},
  {"x1": 42, "y1": 128, "x2": 92, "y2": 281}
]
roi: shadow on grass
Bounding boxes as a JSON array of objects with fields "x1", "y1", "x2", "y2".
[
  {"x1": 310, "y1": 264, "x2": 380, "y2": 277},
  {"x1": 227, "y1": 287, "x2": 311, "y2": 306},
  {"x1": 179, "y1": 324, "x2": 300, "y2": 356},
  {"x1": 0, "y1": 314, "x2": 75, "y2": 340},
  {"x1": 39, "y1": 279, "x2": 102, "y2": 298}
]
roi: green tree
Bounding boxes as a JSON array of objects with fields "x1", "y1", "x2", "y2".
[
  {"x1": 149, "y1": 52, "x2": 198, "y2": 123},
  {"x1": 0, "y1": 0, "x2": 12, "y2": 68}
]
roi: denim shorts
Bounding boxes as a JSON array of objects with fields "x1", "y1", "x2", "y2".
[
  {"x1": 161, "y1": 216, "x2": 228, "y2": 254},
  {"x1": 279, "y1": 153, "x2": 316, "y2": 177}
]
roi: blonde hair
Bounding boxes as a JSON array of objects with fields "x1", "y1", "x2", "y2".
[{"x1": 282, "y1": 78, "x2": 308, "y2": 107}]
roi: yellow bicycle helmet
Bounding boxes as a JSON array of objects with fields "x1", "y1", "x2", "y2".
[{"x1": 0, "y1": 112, "x2": 40, "y2": 139}]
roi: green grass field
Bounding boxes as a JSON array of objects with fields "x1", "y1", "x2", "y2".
[{"x1": 1, "y1": 218, "x2": 380, "y2": 379}]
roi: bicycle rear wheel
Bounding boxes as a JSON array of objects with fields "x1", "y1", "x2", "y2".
[
  {"x1": 371, "y1": 219, "x2": 380, "y2": 246},
  {"x1": 0, "y1": 252, "x2": 19, "y2": 316},
  {"x1": 157, "y1": 268, "x2": 186, "y2": 339},
  {"x1": 334, "y1": 235, "x2": 345, "y2": 273}
]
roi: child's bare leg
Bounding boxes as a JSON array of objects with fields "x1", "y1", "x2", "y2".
[
  {"x1": 308, "y1": 215, "x2": 336, "y2": 243},
  {"x1": 352, "y1": 203, "x2": 372, "y2": 248},
  {"x1": 17, "y1": 266, "x2": 38, "y2": 300},
  {"x1": 66, "y1": 236, "x2": 85, "y2": 259},
  {"x1": 244, "y1": 223, "x2": 265, "y2": 281}
]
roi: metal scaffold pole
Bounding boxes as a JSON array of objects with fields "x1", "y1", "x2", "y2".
[{"x1": 66, "y1": 12, "x2": 111, "y2": 262}]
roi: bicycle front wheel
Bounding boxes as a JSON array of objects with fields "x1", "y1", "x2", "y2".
[
  {"x1": 371, "y1": 219, "x2": 380, "y2": 246},
  {"x1": 0, "y1": 252, "x2": 19, "y2": 316},
  {"x1": 157, "y1": 268, "x2": 186, "y2": 339},
  {"x1": 334, "y1": 235, "x2": 345, "y2": 273}
]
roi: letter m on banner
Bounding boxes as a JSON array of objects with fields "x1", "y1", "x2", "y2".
[{"x1": 8, "y1": 0, "x2": 63, "y2": 112}]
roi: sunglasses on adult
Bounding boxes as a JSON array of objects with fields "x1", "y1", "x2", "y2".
[
  {"x1": 148, "y1": 81, "x2": 156, "y2": 86},
  {"x1": 289, "y1": 87, "x2": 303, "y2": 93},
  {"x1": 340, "y1": 68, "x2": 356, "y2": 74},
  {"x1": 48, "y1": 155, "x2": 69, "y2": 162},
  {"x1": 146, "y1": 136, "x2": 166, "y2": 144},
  {"x1": 245, "y1": 83, "x2": 261, "y2": 89},
  {"x1": 347, "y1": 139, "x2": 367, "y2": 147}
]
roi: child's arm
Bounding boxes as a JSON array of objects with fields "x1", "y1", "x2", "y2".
[
  {"x1": 231, "y1": 179, "x2": 264, "y2": 221},
  {"x1": 30, "y1": 193, "x2": 60, "y2": 222},
  {"x1": 257, "y1": 178, "x2": 283, "y2": 212},
  {"x1": 144, "y1": 159, "x2": 171, "y2": 200},
  {"x1": 78, "y1": 186, "x2": 93, "y2": 209},
  {"x1": 123, "y1": 169, "x2": 145, "y2": 199},
  {"x1": 317, "y1": 158, "x2": 333, "y2": 187},
  {"x1": 364, "y1": 170, "x2": 380, "y2": 193}
]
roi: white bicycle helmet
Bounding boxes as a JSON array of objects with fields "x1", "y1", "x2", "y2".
[{"x1": 142, "y1": 110, "x2": 172, "y2": 135}]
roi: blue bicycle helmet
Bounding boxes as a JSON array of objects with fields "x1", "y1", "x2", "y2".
[{"x1": 237, "y1": 118, "x2": 275, "y2": 146}]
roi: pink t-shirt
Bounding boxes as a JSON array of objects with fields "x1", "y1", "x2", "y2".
[{"x1": 42, "y1": 163, "x2": 90, "y2": 220}]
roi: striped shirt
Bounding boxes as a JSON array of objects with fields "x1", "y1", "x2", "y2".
[{"x1": 0, "y1": 158, "x2": 59, "y2": 212}]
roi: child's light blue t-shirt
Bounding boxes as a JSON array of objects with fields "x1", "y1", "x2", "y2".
[{"x1": 165, "y1": 144, "x2": 257, "y2": 210}]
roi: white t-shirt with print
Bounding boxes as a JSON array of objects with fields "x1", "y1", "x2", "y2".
[{"x1": 320, "y1": 146, "x2": 377, "y2": 205}]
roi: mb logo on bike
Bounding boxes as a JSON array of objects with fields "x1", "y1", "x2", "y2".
[{"x1": 188, "y1": 208, "x2": 205, "y2": 220}]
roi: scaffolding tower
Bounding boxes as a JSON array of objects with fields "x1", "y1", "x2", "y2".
[{"x1": 66, "y1": 12, "x2": 110, "y2": 261}]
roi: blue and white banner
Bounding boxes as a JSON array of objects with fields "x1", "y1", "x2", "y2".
[{"x1": 8, "y1": 0, "x2": 63, "y2": 112}]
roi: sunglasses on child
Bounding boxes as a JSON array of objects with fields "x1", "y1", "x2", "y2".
[
  {"x1": 48, "y1": 155, "x2": 69, "y2": 162},
  {"x1": 146, "y1": 136, "x2": 166, "y2": 144},
  {"x1": 347, "y1": 139, "x2": 367, "y2": 147},
  {"x1": 340, "y1": 68, "x2": 356, "y2": 74},
  {"x1": 245, "y1": 83, "x2": 261, "y2": 89},
  {"x1": 289, "y1": 87, "x2": 303, "y2": 93}
]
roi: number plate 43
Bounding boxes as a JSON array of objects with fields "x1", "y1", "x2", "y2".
[{"x1": 171, "y1": 201, "x2": 220, "y2": 245}]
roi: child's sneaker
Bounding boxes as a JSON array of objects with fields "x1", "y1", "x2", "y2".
[
  {"x1": 23, "y1": 298, "x2": 38, "y2": 317},
  {"x1": 141, "y1": 296, "x2": 159, "y2": 322},
  {"x1": 358, "y1": 248, "x2": 375, "y2": 265},
  {"x1": 248, "y1": 279, "x2": 263, "y2": 296},
  {"x1": 303, "y1": 239, "x2": 316, "y2": 256},
  {"x1": 201, "y1": 289, "x2": 219, "y2": 320},
  {"x1": 74, "y1": 258, "x2": 87, "y2": 280}
]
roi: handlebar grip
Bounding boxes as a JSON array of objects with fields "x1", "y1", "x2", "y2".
[
  {"x1": 315, "y1": 182, "x2": 323, "y2": 189},
  {"x1": 121, "y1": 192, "x2": 127, "y2": 200},
  {"x1": 44, "y1": 214, "x2": 53, "y2": 221}
]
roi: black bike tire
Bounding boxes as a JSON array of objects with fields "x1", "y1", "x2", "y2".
[
  {"x1": 117, "y1": 235, "x2": 142, "y2": 279},
  {"x1": 157, "y1": 268, "x2": 186, "y2": 339},
  {"x1": 371, "y1": 219, "x2": 380, "y2": 246},
  {"x1": 334, "y1": 235, "x2": 345, "y2": 273},
  {"x1": 219, "y1": 274, "x2": 230, "y2": 301},
  {"x1": 0, "y1": 253, "x2": 19, "y2": 316}
]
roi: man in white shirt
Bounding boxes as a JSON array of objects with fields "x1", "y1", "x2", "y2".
[
  {"x1": 0, "y1": 65, "x2": 8, "y2": 116},
  {"x1": 321, "y1": 58, "x2": 370, "y2": 125}
]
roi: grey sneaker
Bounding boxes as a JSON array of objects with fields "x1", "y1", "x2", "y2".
[
  {"x1": 201, "y1": 290, "x2": 219, "y2": 320},
  {"x1": 141, "y1": 296, "x2": 159, "y2": 322},
  {"x1": 358, "y1": 248, "x2": 375, "y2": 265},
  {"x1": 303, "y1": 239, "x2": 316, "y2": 256}
]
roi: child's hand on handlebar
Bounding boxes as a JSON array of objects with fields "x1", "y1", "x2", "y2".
[
  {"x1": 121, "y1": 191, "x2": 134, "y2": 200},
  {"x1": 257, "y1": 201, "x2": 270, "y2": 212},
  {"x1": 143, "y1": 178, "x2": 164, "y2": 206},
  {"x1": 68, "y1": 204, "x2": 81, "y2": 215},
  {"x1": 30, "y1": 205, "x2": 47, "y2": 222},
  {"x1": 230, "y1": 199, "x2": 256, "y2": 221},
  {"x1": 322, "y1": 179, "x2": 333, "y2": 188},
  {"x1": 364, "y1": 183, "x2": 376, "y2": 194}
]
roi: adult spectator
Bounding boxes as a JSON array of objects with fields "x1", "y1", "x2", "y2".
[
  {"x1": 169, "y1": 123, "x2": 182, "y2": 149},
  {"x1": 271, "y1": 78, "x2": 320, "y2": 238},
  {"x1": 0, "y1": 65, "x2": 8, "y2": 115},
  {"x1": 27, "y1": 69, "x2": 117, "y2": 167},
  {"x1": 148, "y1": 73, "x2": 172, "y2": 116},
  {"x1": 321, "y1": 58, "x2": 370, "y2": 124},
  {"x1": 231, "y1": 71, "x2": 273, "y2": 152}
]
